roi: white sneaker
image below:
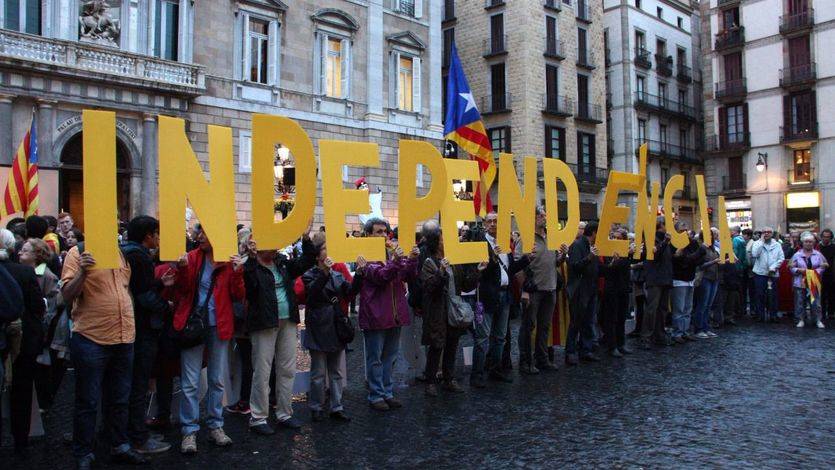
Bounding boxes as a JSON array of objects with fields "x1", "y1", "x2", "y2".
[
  {"x1": 695, "y1": 332, "x2": 709, "y2": 339},
  {"x1": 706, "y1": 331, "x2": 718, "y2": 338},
  {"x1": 180, "y1": 433, "x2": 197, "y2": 454},
  {"x1": 796, "y1": 320, "x2": 805, "y2": 328},
  {"x1": 208, "y1": 427, "x2": 233, "y2": 447},
  {"x1": 817, "y1": 321, "x2": 825, "y2": 329}
]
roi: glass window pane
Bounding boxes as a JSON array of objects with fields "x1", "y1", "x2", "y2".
[
  {"x1": 25, "y1": 0, "x2": 40, "y2": 34},
  {"x1": 250, "y1": 36, "x2": 259, "y2": 82},
  {"x1": 399, "y1": 57, "x2": 413, "y2": 111},
  {"x1": 5, "y1": 0, "x2": 20, "y2": 31},
  {"x1": 259, "y1": 39, "x2": 267, "y2": 83},
  {"x1": 326, "y1": 38, "x2": 342, "y2": 97},
  {"x1": 249, "y1": 18, "x2": 268, "y2": 35},
  {"x1": 163, "y1": 1, "x2": 179, "y2": 61}
]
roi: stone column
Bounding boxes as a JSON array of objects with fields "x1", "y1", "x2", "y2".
[
  {"x1": 0, "y1": 95, "x2": 14, "y2": 165},
  {"x1": 366, "y1": 1, "x2": 384, "y2": 118},
  {"x1": 37, "y1": 100, "x2": 57, "y2": 168},
  {"x1": 141, "y1": 114, "x2": 158, "y2": 216}
]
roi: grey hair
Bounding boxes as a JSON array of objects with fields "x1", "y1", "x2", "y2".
[
  {"x1": 801, "y1": 231, "x2": 816, "y2": 243},
  {"x1": 0, "y1": 228, "x2": 15, "y2": 261},
  {"x1": 362, "y1": 217, "x2": 390, "y2": 235},
  {"x1": 760, "y1": 226, "x2": 773, "y2": 233}
]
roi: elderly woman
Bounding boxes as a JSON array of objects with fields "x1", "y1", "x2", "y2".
[
  {"x1": 790, "y1": 232, "x2": 827, "y2": 329},
  {"x1": 420, "y1": 221, "x2": 481, "y2": 397},
  {"x1": 302, "y1": 236, "x2": 364, "y2": 422}
]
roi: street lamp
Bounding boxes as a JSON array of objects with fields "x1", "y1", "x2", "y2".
[{"x1": 755, "y1": 152, "x2": 768, "y2": 172}]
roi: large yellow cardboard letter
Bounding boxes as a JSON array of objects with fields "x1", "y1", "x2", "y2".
[
  {"x1": 497, "y1": 154, "x2": 537, "y2": 251},
  {"x1": 158, "y1": 116, "x2": 237, "y2": 261},
  {"x1": 717, "y1": 196, "x2": 736, "y2": 263},
  {"x1": 664, "y1": 174, "x2": 688, "y2": 249},
  {"x1": 397, "y1": 140, "x2": 448, "y2": 254},
  {"x1": 251, "y1": 115, "x2": 316, "y2": 250},
  {"x1": 441, "y1": 159, "x2": 488, "y2": 264},
  {"x1": 320, "y1": 141, "x2": 385, "y2": 263},
  {"x1": 82, "y1": 110, "x2": 119, "y2": 269},
  {"x1": 695, "y1": 175, "x2": 711, "y2": 246},
  {"x1": 597, "y1": 172, "x2": 641, "y2": 257},
  {"x1": 542, "y1": 158, "x2": 580, "y2": 249},
  {"x1": 633, "y1": 181, "x2": 661, "y2": 261}
]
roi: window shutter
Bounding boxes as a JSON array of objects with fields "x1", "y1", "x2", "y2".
[
  {"x1": 390, "y1": 51, "x2": 400, "y2": 108},
  {"x1": 782, "y1": 95, "x2": 791, "y2": 133},
  {"x1": 415, "y1": 0, "x2": 423, "y2": 18},
  {"x1": 239, "y1": 132, "x2": 252, "y2": 173},
  {"x1": 718, "y1": 107, "x2": 727, "y2": 145},
  {"x1": 242, "y1": 13, "x2": 251, "y2": 81},
  {"x1": 544, "y1": 126, "x2": 551, "y2": 158},
  {"x1": 313, "y1": 32, "x2": 323, "y2": 94},
  {"x1": 559, "y1": 128, "x2": 566, "y2": 160},
  {"x1": 810, "y1": 90, "x2": 817, "y2": 132},
  {"x1": 267, "y1": 20, "x2": 278, "y2": 85},
  {"x1": 505, "y1": 127, "x2": 512, "y2": 152},
  {"x1": 178, "y1": 0, "x2": 189, "y2": 62},
  {"x1": 743, "y1": 103, "x2": 750, "y2": 143},
  {"x1": 412, "y1": 56, "x2": 421, "y2": 113},
  {"x1": 232, "y1": 10, "x2": 241, "y2": 80},
  {"x1": 341, "y1": 38, "x2": 350, "y2": 99}
]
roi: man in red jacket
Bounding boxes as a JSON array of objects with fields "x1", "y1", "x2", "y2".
[{"x1": 170, "y1": 226, "x2": 245, "y2": 454}]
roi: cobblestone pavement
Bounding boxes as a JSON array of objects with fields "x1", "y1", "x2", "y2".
[{"x1": 4, "y1": 320, "x2": 835, "y2": 469}]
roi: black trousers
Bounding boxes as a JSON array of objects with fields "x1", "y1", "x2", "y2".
[
  {"x1": 602, "y1": 290, "x2": 628, "y2": 351},
  {"x1": 821, "y1": 278, "x2": 835, "y2": 319},
  {"x1": 11, "y1": 353, "x2": 37, "y2": 450},
  {"x1": 235, "y1": 337, "x2": 254, "y2": 404},
  {"x1": 424, "y1": 332, "x2": 461, "y2": 384},
  {"x1": 634, "y1": 293, "x2": 645, "y2": 334},
  {"x1": 128, "y1": 330, "x2": 159, "y2": 446}
]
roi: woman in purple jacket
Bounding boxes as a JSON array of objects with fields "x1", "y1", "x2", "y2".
[{"x1": 790, "y1": 232, "x2": 828, "y2": 329}]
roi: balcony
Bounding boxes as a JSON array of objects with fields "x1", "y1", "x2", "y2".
[
  {"x1": 722, "y1": 173, "x2": 747, "y2": 194},
  {"x1": 780, "y1": 9, "x2": 814, "y2": 37},
  {"x1": 543, "y1": 0, "x2": 562, "y2": 12},
  {"x1": 707, "y1": 132, "x2": 750, "y2": 154},
  {"x1": 393, "y1": 0, "x2": 416, "y2": 17},
  {"x1": 634, "y1": 48, "x2": 652, "y2": 69},
  {"x1": 677, "y1": 64, "x2": 692, "y2": 83},
  {"x1": 718, "y1": 0, "x2": 741, "y2": 6},
  {"x1": 576, "y1": 50, "x2": 596, "y2": 70},
  {"x1": 484, "y1": 0, "x2": 505, "y2": 10},
  {"x1": 781, "y1": 123, "x2": 818, "y2": 145},
  {"x1": 633, "y1": 92, "x2": 697, "y2": 121},
  {"x1": 714, "y1": 78, "x2": 747, "y2": 103},
  {"x1": 0, "y1": 29, "x2": 205, "y2": 97},
  {"x1": 576, "y1": 2, "x2": 591, "y2": 23},
  {"x1": 655, "y1": 54, "x2": 673, "y2": 77},
  {"x1": 481, "y1": 93, "x2": 512, "y2": 114},
  {"x1": 542, "y1": 94, "x2": 573, "y2": 117},
  {"x1": 569, "y1": 163, "x2": 608, "y2": 189},
  {"x1": 635, "y1": 139, "x2": 699, "y2": 164},
  {"x1": 544, "y1": 39, "x2": 566, "y2": 60},
  {"x1": 575, "y1": 102, "x2": 603, "y2": 124},
  {"x1": 787, "y1": 167, "x2": 815, "y2": 186},
  {"x1": 715, "y1": 27, "x2": 745, "y2": 52},
  {"x1": 483, "y1": 35, "x2": 507, "y2": 57},
  {"x1": 779, "y1": 63, "x2": 816, "y2": 89}
]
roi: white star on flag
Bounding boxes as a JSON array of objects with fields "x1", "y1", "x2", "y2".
[{"x1": 459, "y1": 92, "x2": 477, "y2": 113}]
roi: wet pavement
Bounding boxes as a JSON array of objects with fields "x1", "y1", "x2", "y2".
[{"x1": 3, "y1": 319, "x2": 835, "y2": 469}]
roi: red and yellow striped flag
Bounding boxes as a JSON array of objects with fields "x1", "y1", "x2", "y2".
[{"x1": 1, "y1": 117, "x2": 39, "y2": 218}]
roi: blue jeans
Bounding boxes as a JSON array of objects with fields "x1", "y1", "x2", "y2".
[
  {"x1": 794, "y1": 287, "x2": 821, "y2": 323},
  {"x1": 363, "y1": 327, "x2": 401, "y2": 403},
  {"x1": 671, "y1": 285, "x2": 695, "y2": 338},
  {"x1": 70, "y1": 333, "x2": 134, "y2": 459},
  {"x1": 179, "y1": 327, "x2": 229, "y2": 435},
  {"x1": 471, "y1": 290, "x2": 510, "y2": 378},
  {"x1": 693, "y1": 279, "x2": 719, "y2": 333},
  {"x1": 753, "y1": 274, "x2": 778, "y2": 321}
]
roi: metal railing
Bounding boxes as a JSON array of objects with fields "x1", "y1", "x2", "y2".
[
  {"x1": 483, "y1": 34, "x2": 507, "y2": 55},
  {"x1": 715, "y1": 26, "x2": 745, "y2": 51},
  {"x1": 636, "y1": 139, "x2": 698, "y2": 163},
  {"x1": 714, "y1": 78, "x2": 747, "y2": 100},
  {"x1": 677, "y1": 64, "x2": 692, "y2": 82},
  {"x1": 575, "y1": 102, "x2": 603, "y2": 122},
  {"x1": 393, "y1": 0, "x2": 415, "y2": 16},
  {"x1": 718, "y1": 0, "x2": 740, "y2": 5},
  {"x1": 543, "y1": 0, "x2": 562, "y2": 10},
  {"x1": 655, "y1": 54, "x2": 673, "y2": 76},
  {"x1": 635, "y1": 47, "x2": 652, "y2": 69},
  {"x1": 577, "y1": 50, "x2": 596, "y2": 69},
  {"x1": 633, "y1": 92, "x2": 697, "y2": 120},
  {"x1": 780, "y1": 9, "x2": 814, "y2": 35},
  {"x1": 780, "y1": 123, "x2": 818, "y2": 143},
  {"x1": 545, "y1": 38, "x2": 565, "y2": 59},
  {"x1": 707, "y1": 132, "x2": 750, "y2": 152},
  {"x1": 779, "y1": 63, "x2": 816, "y2": 88},
  {"x1": 787, "y1": 167, "x2": 815, "y2": 185},
  {"x1": 722, "y1": 173, "x2": 747, "y2": 192},
  {"x1": 485, "y1": 0, "x2": 505, "y2": 8},
  {"x1": 542, "y1": 94, "x2": 573, "y2": 116},
  {"x1": 481, "y1": 93, "x2": 512, "y2": 113},
  {"x1": 568, "y1": 163, "x2": 608, "y2": 185}
]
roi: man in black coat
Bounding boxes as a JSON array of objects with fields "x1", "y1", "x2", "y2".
[
  {"x1": 1, "y1": 238, "x2": 45, "y2": 457},
  {"x1": 599, "y1": 228, "x2": 637, "y2": 357},
  {"x1": 641, "y1": 217, "x2": 675, "y2": 349},
  {"x1": 818, "y1": 229, "x2": 835, "y2": 320},
  {"x1": 565, "y1": 221, "x2": 601, "y2": 365},
  {"x1": 121, "y1": 216, "x2": 173, "y2": 454}
]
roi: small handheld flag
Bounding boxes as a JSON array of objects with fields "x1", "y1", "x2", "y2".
[{"x1": 1, "y1": 115, "x2": 39, "y2": 218}]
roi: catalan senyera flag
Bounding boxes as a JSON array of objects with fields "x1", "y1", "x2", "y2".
[
  {"x1": 806, "y1": 268, "x2": 821, "y2": 304},
  {"x1": 444, "y1": 41, "x2": 495, "y2": 216},
  {"x1": 1, "y1": 116, "x2": 39, "y2": 218}
]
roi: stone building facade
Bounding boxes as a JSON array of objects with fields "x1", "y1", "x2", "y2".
[
  {"x1": 444, "y1": 0, "x2": 607, "y2": 221},
  {"x1": 0, "y1": 0, "x2": 443, "y2": 232},
  {"x1": 701, "y1": 0, "x2": 835, "y2": 234},
  {"x1": 604, "y1": 0, "x2": 703, "y2": 226}
]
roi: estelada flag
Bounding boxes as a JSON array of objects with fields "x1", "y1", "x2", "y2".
[
  {"x1": 444, "y1": 41, "x2": 495, "y2": 216},
  {"x1": 1, "y1": 116, "x2": 39, "y2": 218},
  {"x1": 806, "y1": 268, "x2": 821, "y2": 303}
]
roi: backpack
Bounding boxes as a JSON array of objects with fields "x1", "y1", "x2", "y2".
[{"x1": 0, "y1": 263, "x2": 23, "y2": 322}]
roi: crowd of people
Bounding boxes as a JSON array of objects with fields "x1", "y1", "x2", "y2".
[{"x1": 0, "y1": 209, "x2": 830, "y2": 469}]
